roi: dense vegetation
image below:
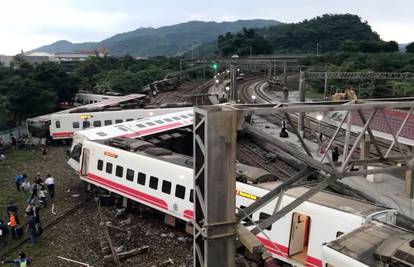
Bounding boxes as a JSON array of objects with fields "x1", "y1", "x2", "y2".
[
  {"x1": 216, "y1": 14, "x2": 398, "y2": 55},
  {"x1": 406, "y1": 42, "x2": 414, "y2": 53},
  {"x1": 218, "y1": 28, "x2": 273, "y2": 56},
  {"x1": 0, "y1": 56, "x2": 181, "y2": 129}
]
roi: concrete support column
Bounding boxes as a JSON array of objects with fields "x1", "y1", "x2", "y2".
[{"x1": 193, "y1": 107, "x2": 238, "y2": 267}]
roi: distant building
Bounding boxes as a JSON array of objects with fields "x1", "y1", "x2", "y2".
[
  {"x1": 0, "y1": 48, "x2": 110, "y2": 67},
  {"x1": 0, "y1": 55, "x2": 13, "y2": 66}
]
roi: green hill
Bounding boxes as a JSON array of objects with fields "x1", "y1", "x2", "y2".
[
  {"x1": 262, "y1": 14, "x2": 382, "y2": 53},
  {"x1": 31, "y1": 20, "x2": 280, "y2": 57}
]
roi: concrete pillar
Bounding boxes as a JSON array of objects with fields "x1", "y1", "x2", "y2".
[{"x1": 193, "y1": 107, "x2": 238, "y2": 267}]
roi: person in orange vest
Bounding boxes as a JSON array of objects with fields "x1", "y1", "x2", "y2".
[{"x1": 7, "y1": 213, "x2": 17, "y2": 239}]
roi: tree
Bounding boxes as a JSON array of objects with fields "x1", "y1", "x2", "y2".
[
  {"x1": 33, "y1": 62, "x2": 77, "y2": 102},
  {"x1": 218, "y1": 28, "x2": 273, "y2": 56},
  {"x1": 406, "y1": 42, "x2": 414, "y2": 53},
  {"x1": 7, "y1": 77, "x2": 57, "y2": 124}
]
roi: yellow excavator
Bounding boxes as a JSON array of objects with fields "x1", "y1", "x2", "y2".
[{"x1": 331, "y1": 88, "x2": 358, "y2": 101}]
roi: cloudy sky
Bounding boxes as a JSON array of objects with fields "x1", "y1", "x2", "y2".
[{"x1": 0, "y1": 0, "x2": 413, "y2": 55}]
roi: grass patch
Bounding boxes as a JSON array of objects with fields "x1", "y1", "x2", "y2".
[{"x1": 0, "y1": 149, "x2": 37, "y2": 216}]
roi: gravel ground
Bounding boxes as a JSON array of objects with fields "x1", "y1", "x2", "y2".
[{"x1": 0, "y1": 146, "x2": 192, "y2": 266}]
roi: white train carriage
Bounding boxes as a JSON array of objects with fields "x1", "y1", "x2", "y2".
[
  {"x1": 74, "y1": 92, "x2": 121, "y2": 106},
  {"x1": 68, "y1": 119, "x2": 397, "y2": 267},
  {"x1": 322, "y1": 221, "x2": 414, "y2": 267},
  {"x1": 68, "y1": 109, "x2": 194, "y2": 170},
  {"x1": 27, "y1": 94, "x2": 145, "y2": 139},
  {"x1": 50, "y1": 107, "x2": 190, "y2": 139}
]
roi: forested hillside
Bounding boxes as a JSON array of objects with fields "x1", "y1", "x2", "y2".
[{"x1": 217, "y1": 14, "x2": 398, "y2": 56}]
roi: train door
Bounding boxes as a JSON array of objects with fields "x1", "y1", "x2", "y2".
[
  {"x1": 80, "y1": 148, "x2": 90, "y2": 176},
  {"x1": 288, "y1": 212, "x2": 310, "y2": 263}
]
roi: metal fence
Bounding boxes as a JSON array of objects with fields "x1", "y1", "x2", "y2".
[{"x1": 0, "y1": 124, "x2": 28, "y2": 144}]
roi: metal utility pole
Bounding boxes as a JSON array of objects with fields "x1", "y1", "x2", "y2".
[
  {"x1": 179, "y1": 60, "x2": 183, "y2": 81},
  {"x1": 324, "y1": 68, "x2": 328, "y2": 100},
  {"x1": 316, "y1": 41, "x2": 320, "y2": 56},
  {"x1": 230, "y1": 64, "x2": 237, "y2": 102},
  {"x1": 298, "y1": 70, "x2": 306, "y2": 135},
  {"x1": 193, "y1": 107, "x2": 238, "y2": 267}
]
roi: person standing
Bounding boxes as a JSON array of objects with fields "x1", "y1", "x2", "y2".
[
  {"x1": 10, "y1": 134, "x2": 17, "y2": 149},
  {"x1": 26, "y1": 215, "x2": 37, "y2": 245},
  {"x1": 7, "y1": 212, "x2": 18, "y2": 239},
  {"x1": 15, "y1": 174, "x2": 23, "y2": 192},
  {"x1": 0, "y1": 219, "x2": 8, "y2": 247},
  {"x1": 40, "y1": 145, "x2": 47, "y2": 160},
  {"x1": 45, "y1": 174, "x2": 55, "y2": 198},
  {"x1": 332, "y1": 147, "x2": 340, "y2": 163}
]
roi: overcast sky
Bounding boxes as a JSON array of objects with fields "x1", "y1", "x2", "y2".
[{"x1": 0, "y1": 0, "x2": 413, "y2": 55}]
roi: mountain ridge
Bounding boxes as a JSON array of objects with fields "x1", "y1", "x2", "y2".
[{"x1": 31, "y1": 19, "x2": 280, "y2": 57}]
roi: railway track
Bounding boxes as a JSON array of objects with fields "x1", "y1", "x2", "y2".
[
  {"x1": 238, "y1": 140, "x2": 294, "y2": 179},
  {"x1": 239, "y1": 78, "x2": 400, "y2": 157},
  {"x1": 0, "y1": 200, "x2": 86, "y2": 259}
]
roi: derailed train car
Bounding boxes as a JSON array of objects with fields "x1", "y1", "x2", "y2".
[{"x1": 67, "y1": 110, "x2": 399, "y2": 267}]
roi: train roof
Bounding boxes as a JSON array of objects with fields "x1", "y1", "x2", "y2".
[
  {"x1": 28, "y1": 94, "x2": 146, "y2": 122},
  {"x1": 75, "y1": 108, "x2": 193, "y2": 141},
  {"x1": 324, "y1": 221, "x2": 414, "y2": 266},
  {"x1": 257, "y1": 181, "x2": 388, "y2": 216}
]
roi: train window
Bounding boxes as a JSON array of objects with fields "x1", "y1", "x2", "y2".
[
  {"x1": 96, "y1": 132, "x2": 107, "y2": 137},
  {"x1": 172, "y1": 117, "x2": 181, "y2": 121},
  {"x1": 259, "y1": 213, "x2": 272, "y2": 230},
  {"x1": 97, "y1": 160, "x2": 103, "y2": 171},
  {"x1": 70, "y1": 144, "x2": 82, "y2": 162},
  {"x1": 164, "y1": 118, "x2": 173, "y2": 122},
  {"x1": 115, "y1": 119, "x2": 123, "y2": 124},
  {"x1": 55, "y1": 121, "x2": 61, "y2": 129},
  {"x1": 155, "y1": 120, "x2": 164, "y2": 124},
  {"x1": 162, "y1": 180, "x2": 172, "y2": 194},
  {"x1": 189, "y1": 189, "x2": 194, "y2": 203},
  {"x1": 89, "y1": 100, "x2": 93, "y2": 104},
  {"x1": 73, "y1": 122, "x2": 80, "y2": 129},
  {"x1": 137, "y1": 172, "x2": 146, "y2": 185},
  {"x1": 93, "y1": 121, "x2": 102, "y2": 127},
  {"x1": 146, "y1": 122, "x2": 156, "y2": 126},
  {"x1": 82, "y1": 121, "x2": 90, "y2": 128},
  {"x1": 115, "y1": 166, "x2": 123, "y2": 178},
  {"x1": 149, "y1": 176, "x2": 158, "y2": 190},
  {"x1": 116, "y1": 126, "x2": 128, "y2": 132},
  {"x1": 180, "y1": 115, "x2": 188, "y2": 119},
  {"x1": 336, "y1": 231, "x2": 344, "y2": 238},
  {"x1": 175, "y1": 184, "x2": 186, "y2": 199},
  {"x1": 104, "y1": 120, "x2": 112, "y2": 126},
  {"x1": 126, "y1": 119, "x2": 133, "y2": 122},
  {"x1": 126, "y1": 169, "x2": 134, "y2": 181},
  {"x1": 106, "y1": 162, "x2": 113, "y2": 174},
  {"x1": 187, "y1": 114, "x2": 193, "y2": 117},
  {"x1": 136, "y1": 124, "x2": 145, "y2": 128}
]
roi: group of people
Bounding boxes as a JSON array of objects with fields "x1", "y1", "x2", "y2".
[{"x1": 0, "y1": 173, "x2": 56, "y2": 248}]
